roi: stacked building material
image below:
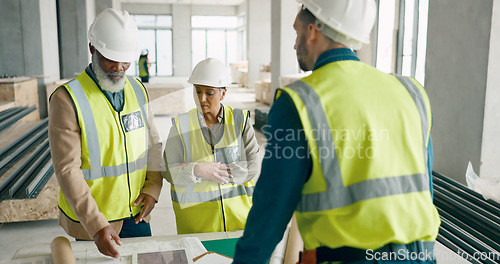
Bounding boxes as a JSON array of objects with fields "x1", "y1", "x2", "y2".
[
  {"x1": 0, "y1": 118, "x2": 52, "y2": 202},
  {"x1": 433, "y1": 171, "x2": 500, "y2": 264}
]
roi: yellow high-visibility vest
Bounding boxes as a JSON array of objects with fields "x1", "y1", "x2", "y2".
[
  {"x1": 55, "y1": 71, "x2": 149, "y2": 222},
  {"x1": 171, "y1": 105, "x2": 254, "y2": 234},
  {"x1": 278, "y1": 60, "x2": 440, "y2": 250},
  {"x1": 139, "y1": 56, "x2": 149, "y2": 77}
]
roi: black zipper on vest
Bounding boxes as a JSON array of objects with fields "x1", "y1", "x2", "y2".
[
  {"x1": 219, "y1": 184, "x2": 227, "y2": 232},
  {"x1": 118, "y1": 111, "x2": 132, "y2": 217},
  {"x1": 212, "y1": 143, "x2": 227, "y2": 232}
]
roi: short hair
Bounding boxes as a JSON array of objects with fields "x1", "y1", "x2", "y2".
[{"x1": 298, "y1": 6, "x2": 317, "y2": 26}]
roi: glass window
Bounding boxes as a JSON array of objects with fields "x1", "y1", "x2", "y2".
[
  {"x1": 137, "y1": 30, "x2": 156, "y2": 75},
  {"x1": 191, "y1": 16, "x2": 245, "y2": 68},
  {"x1": 192, "y1": 30, "x2": 207, "y2": 66},
  {"x1": 401, "y1": 0, "x2": 415, "y2": 76},
  {"x1": 156, "y1": 15, "x2": 172, "y2": 27},
  {"x1": 192, "y1": 16, "x2": 238, "y2": 29},
  {"x1": 375, "y1": 0, "x2": 428, "y2": 82},
  {"x1": 226, "y1": 31, "x2": 238, "y2": 64},
  {"x1": 157, "y1": 30, "x2": 173, "y2": 76},
  {"x1": 207, "y1": 30, "x2": 227, "y2": 63},
  {"x1": 415, "y1": 0, "x2": 429, "y2": 85},
  {"x1": 134, "y1": 15, "x2": 156, "y2": 27},
  {"x1": 130, "y1": 15, "x2": 173, "y2": 76},
  {"x1": 376, "y1": 0, "x2": 397, "y2": 73}
]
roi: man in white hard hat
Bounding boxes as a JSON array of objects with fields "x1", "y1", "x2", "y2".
[
  {"x1": 138, "y1": 49, "x2": 150, "y2": 83},
  {"x1": 162, "y1": 58, "x2": 261, "y2": 234},
  {"x1": 48, "y1": 8, "x2": 163, "y2": 259},
  {"x1": 233, "y1": 1, "x2": 440, "y2": 263}
]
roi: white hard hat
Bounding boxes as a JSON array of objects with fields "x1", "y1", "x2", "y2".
[
  {"x1": 141, "y1": 49, "x2": 148, "y2": 56},
  {"x1": 88, "y1": 8, "x2": 138, "y2": 62},
  {"x1": 297, "y1": 0, "x2": 377, "y2": 48},
  {"x1": 188, "y1": 58, "x2": 230, "y2": 88}
]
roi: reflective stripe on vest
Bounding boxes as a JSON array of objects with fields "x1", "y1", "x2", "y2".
[
  {"x1": 173, "y1": 107, "x2": 249, "y2": 203},
  {"x1": 289, "y1": 76, "x2": 429, "y2": 212},
  {"x1": 67, "y1": 76, "x2": 148, "y2": 180},
  {"x1": 171, "y1": 184, "x2": 255, "y2": 203}
]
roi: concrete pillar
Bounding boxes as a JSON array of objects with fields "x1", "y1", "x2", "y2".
[
  {"x1": 246, "y1": 0, "x2": 271, "y2": 89},
  {"x1": 38, "y1": 0, "x2": 61, "y2": 118},
  {"x1": 270, "y1": 0, "x2": 300, "y2": 103},
  {"x1": 57, "y1": 0, "x2": 93, "y2": 79},
  {"x1": 0, "y1": 1, "x2": 24, "y2": 76},
  {"x1": 0, "y1": 0, "x2": 60, "y2": 118},
  {"x1": 425, "y1": 0, "x2": 494, "y2": 183},
  {"x1": 172, "y1": 4, "x2": 192, "y2": 77}
]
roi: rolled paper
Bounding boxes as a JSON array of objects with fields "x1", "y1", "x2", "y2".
[{"x1": 50, "y1": 236, "x2": 76, "y2": 264}]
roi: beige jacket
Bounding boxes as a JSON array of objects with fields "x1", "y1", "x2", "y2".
[{"x1": 48, "y1": 79, "x2": 163, "y2": 240}]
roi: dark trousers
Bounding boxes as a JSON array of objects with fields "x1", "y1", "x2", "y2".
[
  {"x1": 76, "y1": 217, "x2": 151, "y2": 241},
  {"x1": 140, "y1": 76, "x2": 149, "y2": 83},
  {"x1": 119, "y1": 217, "x2": 151, "y2": 238}
]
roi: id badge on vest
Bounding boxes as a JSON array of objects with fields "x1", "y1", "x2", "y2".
[
  {"x1": 215, "y1": 146, "x2": 240, "y2": 164},
  {"x1": 121, "y1": 111, "x2": 144, "y2": 132}
]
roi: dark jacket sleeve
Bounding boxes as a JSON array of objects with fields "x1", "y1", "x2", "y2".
[{"x1": 233, "y1": 92, "x2": 312, "y2": 264}]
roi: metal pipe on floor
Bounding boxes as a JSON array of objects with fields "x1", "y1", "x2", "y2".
[
  {"x1": 0, "y1": 106, "x2": 36, "y2": 132},
  {"x1": 433, "y1": 171, "x2": 500, "y2": 263},
  {"x1": 0, "y1": 127, "x2": 48, "y2": 193},
  {"x1": 8, "y1": 139, "x2": 50, "y2": 198},
  {"x1": 26, "y1": 155, "x2": 53, "y2": 198},
  {"x1": 0, "y1": 119, "x2": 48, "y2": 160},
  {"x1": 0, "y1": 107, "x2": 23, "y2": 120}
]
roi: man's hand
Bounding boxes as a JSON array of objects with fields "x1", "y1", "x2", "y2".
[
  {"x1": 93, "y1": 225, "x2": 122, "y2": 259},
  {"x1": 194, "y1": 162, "x2": 233, "y2": 184},
  {"x1": 133, "y1": 193, "x2": 157, "y2": 224}
]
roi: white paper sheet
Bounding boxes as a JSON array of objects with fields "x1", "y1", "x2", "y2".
[
  {"x1": 194, "y1": 252, "x2": 232, "y2": 264},
  {"x1": 9, "y1": 237, "x2": 207, "y2": 264}
]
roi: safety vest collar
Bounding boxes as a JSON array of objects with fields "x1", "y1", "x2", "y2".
[
  {"x1": 177, "y1": 105, "x2": 245, "y2": 162},
  {"x1": 286, "y1": 76, "x2": 430, "y2": 212},
  {"x1": 313, "y1": 48, "x2": 360, "y2": 71}
]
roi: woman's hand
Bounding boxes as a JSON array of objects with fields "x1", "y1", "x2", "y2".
[{"x1": 194, "y1": 162, "x2": 233, "y2": 184}]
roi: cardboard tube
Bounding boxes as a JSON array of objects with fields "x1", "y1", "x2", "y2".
[{"x1": 50, "y1": 236, "x2": 76, "y2": 264}]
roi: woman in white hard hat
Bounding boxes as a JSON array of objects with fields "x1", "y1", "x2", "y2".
[{"x1": 162, "y1": 58, "x2": 261, "y2": 234}]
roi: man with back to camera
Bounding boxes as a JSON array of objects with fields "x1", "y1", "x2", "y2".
[
  {"x1": 48, "y1": 8, "x2": 163, "y2": 259},
  {"x1": 233, "y1": 0, "x2": 440, "y2": 263}
]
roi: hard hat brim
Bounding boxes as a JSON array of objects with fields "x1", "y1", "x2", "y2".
[
  {"x1": 95, "y1": 45, "x2": 137, "y2": 63},
  {"x1": 188, "y1": 78, "x2": 228, "y2": 88}
]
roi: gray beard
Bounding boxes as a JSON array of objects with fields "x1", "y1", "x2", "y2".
[{"x1": 92, "y1": 55, "x2": 126, "y2": 93}]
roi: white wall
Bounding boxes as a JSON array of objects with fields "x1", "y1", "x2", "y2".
[
  {"x1": 480, "y1": 0, "x2": 500, "y2": 178},
  {"x1": 246, "y1": 0, "x2": 271, "y2": 89},
  {"x1": 425, "y1": 0, "x2": 493, "y2": 183},
  {"x1": 38, "y1": 0, "x2": 61, "y2": 117},
  {"x1": 270, "y1": 0, "x2": 300, "y2": 100}
]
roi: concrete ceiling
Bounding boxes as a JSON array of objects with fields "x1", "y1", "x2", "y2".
[{"x1": 120, "y1": 0, "x2": 245, "y2": 6}]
